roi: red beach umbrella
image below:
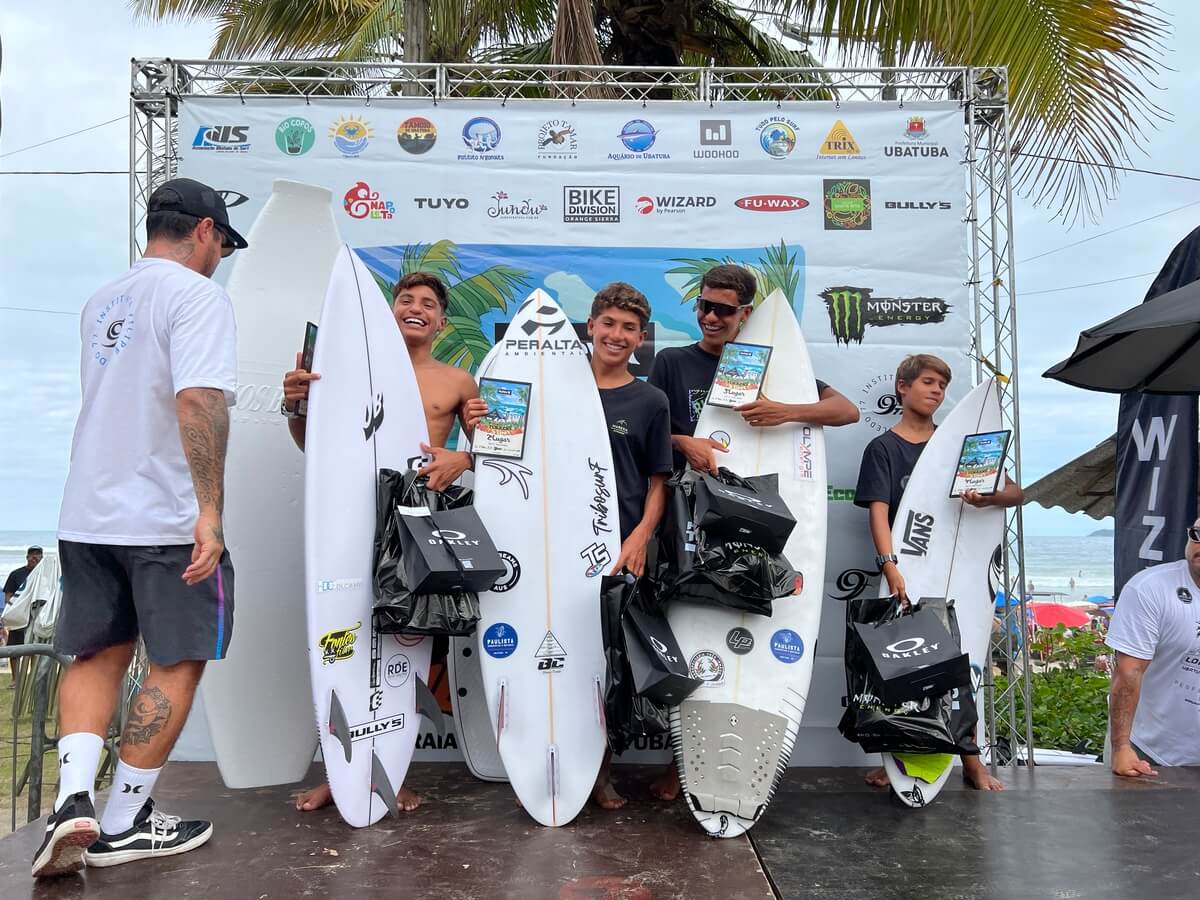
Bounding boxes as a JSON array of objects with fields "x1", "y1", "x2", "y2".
[{"x1": 1030, "y1": 603, "x2": 1091, "y2": 629}]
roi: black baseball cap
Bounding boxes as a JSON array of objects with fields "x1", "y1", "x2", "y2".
[{"x1": 147, "y1": 178, "x2": 249, "y2": 251}]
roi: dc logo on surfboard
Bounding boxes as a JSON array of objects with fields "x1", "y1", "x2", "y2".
[
  {"x1": 770, "y1": 629, "x2": 804, "y2": 664},
  {"x1": 483, "y1": 623, "x2": 518, "y2": 659}
]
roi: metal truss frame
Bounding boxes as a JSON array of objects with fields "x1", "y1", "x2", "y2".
[{"x1": 129, "y1": 58, "x2": 1031, "y2": 766}]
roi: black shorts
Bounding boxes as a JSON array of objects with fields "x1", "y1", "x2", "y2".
[{"x1": 56, "y1": 541, "x2": 235, "y2": 666}]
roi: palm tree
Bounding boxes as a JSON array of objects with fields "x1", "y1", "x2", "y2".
[
  {"x1": 668, "y1": 240, "x2": 804, "y2": 310},
  {"x1": 133, "y1": 0, "x2": 1167, "y2": 220},
  {"x1": 366, "y1": 240, "x2": 532, "y2": 372}
]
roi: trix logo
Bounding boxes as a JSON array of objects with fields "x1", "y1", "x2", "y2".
[{"x1": 820, "y1": 286, "x2": 951, "y2": 345}]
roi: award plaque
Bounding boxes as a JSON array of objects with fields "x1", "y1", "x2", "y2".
[
  {"x1": 707, "y1": 341, "x2": 772, "y2": 408},
  {"x1": 473, "y1": 377, "x2": 532, "y2": 460},
  {"x1": 296, "y1": 321, "x2": 318, "y2": 417},
  {"x1": 950, "y1": 429, "x2": 1012, "y2": 498}
]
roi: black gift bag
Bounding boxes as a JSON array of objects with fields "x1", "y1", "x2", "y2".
[
  {"x1": 600, "y1": 575, "x2": 670, "y2": 754},
  {"x1": 693, "y1": 471, "x2": 796, "y2": 554},
  {"x1": 396, "y1": 504, "x2": 506, "y2": 594},
  {"x1": 851, "y1": 601, "x2": 972, "y2": 706},
  {"x1": 621, "y1": 604, "x2": 702, "y2": 706}
]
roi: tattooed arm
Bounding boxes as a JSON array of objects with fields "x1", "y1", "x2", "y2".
[
  {"x1": 176, "y1": 387, "x2": 229, "y2": 585},
  {"x1": 1109, "y1": 651, "x2": 1157, "y2": 777}
]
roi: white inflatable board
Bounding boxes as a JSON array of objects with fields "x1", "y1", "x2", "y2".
[
  {"x1": 669, "y1": 290, "x2": 827, "y2": 838},
  {"x1": 472, "y1": 291, "x2": 617, "y2": 826},
  {"x1": 448, "y1": 341, "x2": 508, "y2": 783},
  {"x1": 878, "y1": 378, "x2": 1005, "y2": 808},
  {"x1": 305, "y1": 246, "x2": 433, "y2": 827},
  {"x1": 203, "y1": 181, "x2": 339, "y2": 788}
]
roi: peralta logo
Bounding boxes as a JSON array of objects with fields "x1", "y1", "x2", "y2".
[
  {"x1": 823, "y1": 179, "x2": 872, "y2": 230},
  {"x1": 192, "y1": 125, "x2": 250, "y2": 153},
  {"x1": 538, "y1": 119, "x2": 578, "y2": 159},
  {"x1": 343, "y1": 182, "x2": 395, "y2": 220},
  {"x1": 459, "y1": 117, "x2": 504, "y2": 161},
  {"x1": 887, "y1": 116, "x2": 950, "y2": 158},
  {"x1": 318, "y1": 622, "x2": 361, "y2": 665},
  {"x1": 819, "y1": 285, "x2": 950, "y2": 345},
  {"x1": 817, "y1": 119, "x2": 864, "y2": 159},
  {"x1": 330, "y1": 116, "x2": 372, "y2": 157},
  {"x1": 275, "y1": 118, "x2": 314, "y2": 156}
]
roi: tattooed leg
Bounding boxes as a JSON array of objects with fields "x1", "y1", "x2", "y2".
[{"x1": 118, "y1": 660, "x2": 206, "y2": 769}]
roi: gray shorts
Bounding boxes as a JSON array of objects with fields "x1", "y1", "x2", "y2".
[{"x1": 56, "y1": 540, "x2": 234, "y2": 666}]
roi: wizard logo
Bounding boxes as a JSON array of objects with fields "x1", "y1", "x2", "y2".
[{"x1": 820, "y1": 285, "x2": 951, "y2": 345}]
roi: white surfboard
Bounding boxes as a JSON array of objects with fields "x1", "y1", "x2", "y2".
[
  {"x1": 878, "y1": 378, "x2": 1005, "y2": 808},
  {"x1": 203, "y1": 180, "x2": 339, "y2": 788},
  {"x1": 448, "y1": 341, "x2": 508, "y2": 783},
  {"x1": 472, "y1": 290, "x2": 617, "y2": 826},
  {"x1": 305, "y1": 245, "x2": 433, "y2": 828},
  {"x1": 668, "y1": 289, "x2": 827, "y2": 838}
]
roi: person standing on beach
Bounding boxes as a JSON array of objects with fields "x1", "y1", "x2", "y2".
[
  {"x1": 1104, "y1": 518, "x2": 1200, "y2": 776},
  {"x1": 2, "y1": 545, "x2": 43, "y2": 653},
  {"x1": 33, "y1": 179, "x2": 244, "y2": 879}
]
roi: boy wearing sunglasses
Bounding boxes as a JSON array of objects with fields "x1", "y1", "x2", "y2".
[
  {"x1": 645, "y1": 264, "x2": 858, "y2": 801},
  {"x1": 1105, "y1": 519, "x2": 1200, "y2": 776}
]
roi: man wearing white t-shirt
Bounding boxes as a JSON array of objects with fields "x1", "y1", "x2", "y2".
[
  {"x1": 33, "y1": 179, "x2": 246, "y2": 879},
  {"x1": 1105, "y1": 519, "x2": 1200, "y2": 777}
]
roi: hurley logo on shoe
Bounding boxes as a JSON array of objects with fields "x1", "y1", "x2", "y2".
[{"x1": 121, "y1": 784, "x2": 144, "y2": 794}]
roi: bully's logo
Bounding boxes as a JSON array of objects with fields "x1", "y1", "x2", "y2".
[
  {"x1": 481, "y1": 459, "x2": 532, "y2": 500},
  {"x1": 319, "y1": 622, "x2": 361, "y2": 666},
  {"x1": 362, "y1": 393, "x2": 385, "y2": 440}
]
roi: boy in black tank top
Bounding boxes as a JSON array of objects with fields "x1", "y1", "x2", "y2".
[{"x1": 854, "y1": 353, "x2": 1023, "y2": 793}]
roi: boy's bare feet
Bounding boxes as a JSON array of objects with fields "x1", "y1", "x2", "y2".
[
  {"x1": 650, "y1": 763, "x2": 680, "y2": 801},
  {"x1": 962, "y1": 756, "x2": 1004, "y2": 791},
  {"x1": 865, "y1": 766, "x2": 890, "y2": 788},
  {"x1": 592, "y1": 777, "x2": 627, "y2": 810},
  {"x1": 292, "y1": 782, "x2": 423, "y2": 811}
]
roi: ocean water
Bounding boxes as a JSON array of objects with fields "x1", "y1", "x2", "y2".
[{"x1": 2, "y1": 529, "x2": 1116, "y2": 601}]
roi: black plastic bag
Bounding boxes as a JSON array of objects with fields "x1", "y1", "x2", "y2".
[
  {"x1": 600, "y1": 574, "x2": 670, "y2": 754},
  {"x1": 839, "y1": 594, "x2": 979, "y2": 756},
  {"x1": 655, "y1": 468, "x2": 798, "y2": 616},
  {"x1": 851, "y1": 603, "x2": 972, "y2": 706},
  {"x1": 373, "y1": 467, "x2": 481, "y2": 637}
]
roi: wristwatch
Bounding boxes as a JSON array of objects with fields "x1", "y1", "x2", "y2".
[
  {"x1": 280, "y1": 398, "x2": 301, "y2": 419},
  {"x1": 874, "y1": 553, "x2": 898, "y2": 569}
]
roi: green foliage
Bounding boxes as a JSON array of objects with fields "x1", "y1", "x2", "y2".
[
  {"x1": 995, "y1": 625, "x2": 1111, "y2": 754},
  {"x1": 667, "y1": 240, "x2": 803, "y2": 309}
]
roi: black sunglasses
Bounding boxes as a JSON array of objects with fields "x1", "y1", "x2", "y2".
[
  {"x1": 694, "y1": 299, "x2": 743, "y2": 318},
  {"x1": 1188, "y1": 527, "x2": 1200, "y2": 543}
]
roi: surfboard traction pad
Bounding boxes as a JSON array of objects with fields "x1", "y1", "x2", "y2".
[{"x1": 672, "y1": 701, "x2": 797, "y2": 826}]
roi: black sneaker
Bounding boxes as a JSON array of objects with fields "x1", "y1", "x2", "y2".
[
  {"x1": 31, "y1": 791, "x2": 100, "y2": 878},
  {"x1": 84, "y1": 799, "x2": 213, "y2": 868}
]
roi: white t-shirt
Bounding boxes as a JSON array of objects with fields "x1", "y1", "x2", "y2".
[
  {"x1": 58, "y1": 258, "x2": 237, "y2": 545},
  {"x1": 1105, "y1": 558, "x2": 1200, "y2": 766}
]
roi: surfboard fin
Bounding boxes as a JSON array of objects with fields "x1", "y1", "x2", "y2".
[
  {"x1": 547, "y1": 744, "x2": 560, "y2": 798},
  {"x1": 414, "y1": 675, "x2": 445, "y2": 737},
  {"x1": 370, "y1": 751, "x2": 400, "y2": 819},
  {"x1": 327, "y1": 689, "x2": 353, "y2": 764},
  {"x1": 594, "y1": 675, "x2": 606, "y2": 730},
  {"x1": 495, "y1": 679, "x2": 508, "y2": 744}
]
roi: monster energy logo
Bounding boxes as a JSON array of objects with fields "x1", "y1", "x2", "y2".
[{"x1": 820, "y1": 286, "x2": 951, "y2": 345}]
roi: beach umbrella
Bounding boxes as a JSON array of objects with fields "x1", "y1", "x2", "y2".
[
  {"x1": 1030, "y1": 603, "x2": 1092, "y2": 629},
  {"x1": 1043, "y1": 276, "x2": 1200, "y2": 394}
]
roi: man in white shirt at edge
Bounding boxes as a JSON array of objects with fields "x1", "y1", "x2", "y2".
[
  {"x1": 1105, "y1": 517, "x2": 1200, "y2": 777},
  {"x1": 33, "y1": 179, "x2": 245, "y2": 879}
]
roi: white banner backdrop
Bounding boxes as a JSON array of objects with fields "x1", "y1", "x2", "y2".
[{"x1": 176, "y1": 97, "x2": 970, "y2": 766}]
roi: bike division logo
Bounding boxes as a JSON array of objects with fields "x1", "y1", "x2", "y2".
[
  {"x1": 343, "y1": 182, "x2": 395, "y2": 220},
  {"x1": 538, "y1": 119, "x2": 578, "y2": 159},
  {"x1": 757, "y1": 115, "x2": 798, "y2": 158},
  {"x1": 318, "y1": 622, "x2": 361, "y2": 665},
  {"x1": 397, "y1": 116, "x2": 437, "y2": 154},
  {"x1": 819, "y1": 285, "x2": 951, "y2": 345},
  {"x1": 330, "y1": 116, "x2": 372, "y2": 157},
  {"x1": 817, "y1": 119, "x2": 864, "y2": 160},
  {"x1": 823, "y1": 179, "x2": 872, "y2": 230},
  {"x1": 564, "y1": 186, "x2": 620, "y2": 223},
  {"x1": 275, "y1": 117, "x2": 315, "y2": 156}
]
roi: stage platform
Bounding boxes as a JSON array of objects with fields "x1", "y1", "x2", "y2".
[{"x1": 0, "y1": 763, "x2": 1197, "y2": 898}]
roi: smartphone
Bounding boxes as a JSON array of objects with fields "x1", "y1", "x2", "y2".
[{"x1": 296, "y1": 321, "x2": 318, "y2": 417}]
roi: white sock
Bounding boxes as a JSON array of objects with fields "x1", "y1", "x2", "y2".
[
  {"x1": 100, "y1": 760, "x2": 162, "y2": 835},
  {"x1": 55, "y1": 732, "x2": 104, "y2": 811}
]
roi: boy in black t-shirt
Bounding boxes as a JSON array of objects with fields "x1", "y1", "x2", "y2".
[
  {"x1": 648, "y1": 264, "x2": 858, "y2": 474},
  {"x1": 588, "y1": 282, "x2": 674, "y2": 809},
  {"x1": 646, "y1": 263, "x2": 859, "y2": 801},
  {"x1": 854, "y1": 353, "x2": 1023, "y2": 792}
]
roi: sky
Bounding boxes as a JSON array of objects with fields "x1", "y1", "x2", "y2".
[{"x1": 1, "y1": 1, "x2": 1197, "y2": 536}]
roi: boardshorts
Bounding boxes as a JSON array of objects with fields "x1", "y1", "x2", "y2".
[{"x1": 56, "y1": 541, "x2": 235, "y2": 666}]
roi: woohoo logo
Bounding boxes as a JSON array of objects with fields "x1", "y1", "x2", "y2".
[{"x1": 343, "y1": 182, "x2": 395, "y2": 220}]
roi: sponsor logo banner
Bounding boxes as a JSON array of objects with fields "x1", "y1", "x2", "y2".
[{"x1": 820, "y1": 285, "x2": 950, "y2": 345}]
